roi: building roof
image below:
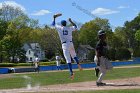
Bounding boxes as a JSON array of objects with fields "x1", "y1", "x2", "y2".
[
  {"x1": 22, "y1": 43, "x2": 41, "y2": 51},
  {"x1": 30, "y1": 43, "x2": 40, "y2": 50}
]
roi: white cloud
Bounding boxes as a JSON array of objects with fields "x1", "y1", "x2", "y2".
[
  {"x1": 118, "y1": 6, "x2": 129, "y2": 9},
  {"x1": 31, "y1": 10, "x2": 51, "y2": 16},
  {"x1": 0, "y1": 1, "x2": 26, "y2": 11},
  {"x1": 92, "y1": 8, "x2": 119, "y2": 15}
]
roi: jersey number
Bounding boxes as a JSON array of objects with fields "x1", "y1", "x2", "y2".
[{"x1": 63, "y1": 30, "x2": 68, "y2": 35}]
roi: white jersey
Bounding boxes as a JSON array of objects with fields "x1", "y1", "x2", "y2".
[
  {"x1": 54, "y1": 24, "x2": 77, "y2": 43},
  {"x1": 34, "y1": 57, "x2": 39, "y2": 68},
  {"x1": 56, "y1": 56, "x2": 61, "y2": 66}
]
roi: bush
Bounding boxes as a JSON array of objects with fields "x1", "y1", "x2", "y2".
[
  {"x1": 0, "y1": 63, "x2": 32, "y2": 67},
  {"x1": 0, "y1": 63, "x2": 15, "y2": 67},
  {"x1": 60, "y1": 60, "x2": 66, "y2": 64},
  {"x1": 133, "y1": 48, "x2": 140, "y2": 57},
  {"x1": 108, "y1": 48, "x2": 116, "y2": 61},
  {"x1": 88, "y1": 51, "x2": 95, "y2": 61},
  {"x1": 14, "y1": 63, "x2": 32, "y2": 66},
  {"x1": 39, "y1": 61, "x2": 56, "y2": 66},
  {"x1": 115, "y1": 48, "x2": 131, "y2": 60},
  {"x1": 39, "y1": 58, "x2": 49, "y2": 62},
  {"x1": 0, "y1": 61, "x2": 58, "y2": 67}
]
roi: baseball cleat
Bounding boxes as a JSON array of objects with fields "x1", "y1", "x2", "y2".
[
  {"x1": 70, "y1": 73, "x2": 75, "y2": 80},
  {"x1": 78, "y1": 64, "x2": 83, "y2": 71},
  {"x1": 96, "y1": 82, "x2": 106, "y2": 86},
  {"x1": 95, "y1": 68, "x2": 99, "y2": 77}
]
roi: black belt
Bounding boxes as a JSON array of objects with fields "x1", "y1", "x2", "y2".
[{"x1": 62, "y1": 41, "x2": 72, "y2": 44}]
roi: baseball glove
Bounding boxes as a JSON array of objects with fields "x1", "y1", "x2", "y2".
[{"x1": 53, "y1": 13, "x2": 62, "y2": 18}]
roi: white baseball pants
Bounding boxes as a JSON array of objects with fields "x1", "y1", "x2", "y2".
[
  {"x1": 62, "y1": 42, "x2": 77, "y2": 63},
  {"x1": 94, "y1": 56, "x2": 112, "y2": 83}
]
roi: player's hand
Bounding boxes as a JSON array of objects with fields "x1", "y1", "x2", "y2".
[{"x1": 68, "y1": 18, "x2": 72, "y2": 22}]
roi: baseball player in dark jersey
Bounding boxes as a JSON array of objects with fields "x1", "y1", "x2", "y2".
[{"x1": 94, "y1": 30, "x2": 113, "y2": 86}]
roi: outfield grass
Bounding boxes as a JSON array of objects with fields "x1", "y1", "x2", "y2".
[
  {"x1": 46, "y1": 89, "x2": 140, "y2": 93},
  {"x1": 24, "y1": 89, "x2": 140, "y2": 93},
  {"x1": 0, "y1": 67, "x2": 140, "y2": 89}
]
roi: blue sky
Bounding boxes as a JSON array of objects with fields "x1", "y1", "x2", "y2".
[{"x1": 0, "y1": 0, "x2": 140, "y2": 28}]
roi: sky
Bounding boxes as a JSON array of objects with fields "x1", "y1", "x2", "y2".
[{"x1": 0, "y1": 0, "x2": 140, "y2": 28}]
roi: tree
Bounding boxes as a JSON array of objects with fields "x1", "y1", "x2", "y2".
[
  {"x1": 79, "y1": 18, "x2": 112, "y2": 47},
  {"x1": 135, "y1": 30, "x2": 140, "y2": 41},
  {"x1": 39, "y1": 26, "x2": 62, "y2": 59},
  {"x1": 134, "y1": 30, "x2": 140, "y2": 57},
  {"x1": 113, "y1": 27, "x2": 126, "y2": 49},
  {"x1": 1, "y1": 22, "x2": 24, "y2": 62},
  {"x1": 0, "y1": 19, "x2": 8, "y2": 62},
  {"x1": 0, "y1": 3, "x2": 39, "y2": 62},
  {"x1": 123, "y1": 13, "x2": 140, "y2": 49},
  {"x1": 0, "y1": 3, "x2": 24, "y2": 21}
]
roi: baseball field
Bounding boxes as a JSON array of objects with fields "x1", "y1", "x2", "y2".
[{"x1": 0, "y1": 65, "x2": 140, "y2": 93}]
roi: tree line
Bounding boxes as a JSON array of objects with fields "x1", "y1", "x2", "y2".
[{"x1": 0, "y1": 4, "x2": 140, "y2": 63}]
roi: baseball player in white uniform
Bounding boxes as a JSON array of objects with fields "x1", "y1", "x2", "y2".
[
  {"x1": 52, "y1": 13, "x2": 82, "y2": 80},
  {"x1": 56, "y1": 55, "x2": 62, "y2": 70},
  {"x1": 34, "y1": 56, "x2": 40, "y2": 73}
]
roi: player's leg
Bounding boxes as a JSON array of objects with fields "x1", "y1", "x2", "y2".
[
  {"x1": 58, "y1": 66, "x2": 60, "y2": 70},
  {"x1": 96, "y1": 57, "x2": 107, "y2": 86},
  {"x1": 59, "y1": 66, "x2": 62, "y2": 70},
  {"x1": 37, "y1": 66, "x2": 40, "y2": 73},
  {"x1": 56, "y1": 66, "x2": 59, "y2": 70},
  {"x1": 62, "y1": 44, "x2": 74, "y2": 79},
  {"x1": 97, "y1": 67, "x2": 106, "y2": 81},
  {"x1": 69, "y1": 43, "x2": 83, "y2": 71},
  {"x1": 95, "y1": 67, "x2": 100, "y2": 77},
  {"x1": 63, "y1": 49, "x2": 72, "y2": 73},
  {"x1": 56, "y1": 61, "x2": 59, "y2": 70}
]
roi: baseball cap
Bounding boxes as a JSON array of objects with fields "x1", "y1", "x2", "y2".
[{"x1": 61, "y1": 20, "x2": 67, "y2": 26}]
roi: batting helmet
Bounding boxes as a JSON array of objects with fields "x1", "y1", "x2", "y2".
[{"x1": 98, "y1": 30, "x2": 106, "y2": 36}]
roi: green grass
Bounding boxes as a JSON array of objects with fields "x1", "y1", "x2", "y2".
[
  {"x1": 0, "y1": 67, "x2": 140, "y2": 89},
  {"x1": 24, "y1": 89, "x2": 140, "y2": 93},
  {"x1": 46, "y1": 89, "x2": 140, "y2": 93}
]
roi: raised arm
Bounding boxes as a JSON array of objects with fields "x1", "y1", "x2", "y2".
[
  {"x1": 52, "y1": 15, "x2": 56, "y2": 26},
  {"x1": 69, "y1": 18, "x2": 77, "y2": 28},
  {"x1": 52, "y1": 13, "x2": 62, "y2": 26}
]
